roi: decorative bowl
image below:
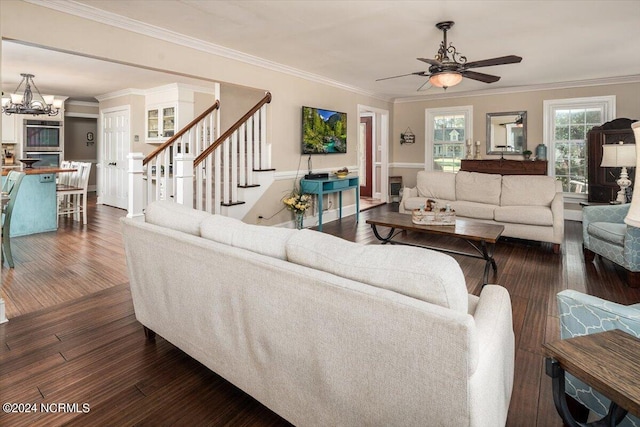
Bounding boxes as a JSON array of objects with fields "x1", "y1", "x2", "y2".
[
  {"x1": 334, "y1": 171, "x2": 348, "y2": 179},
  {"x1": 18, "y1": 158, "x2": 40, "y2": 169}
]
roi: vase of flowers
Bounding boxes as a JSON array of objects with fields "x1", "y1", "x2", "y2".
[{"x1": 283, "y1": 192, "x2": 312, "y2": 229}]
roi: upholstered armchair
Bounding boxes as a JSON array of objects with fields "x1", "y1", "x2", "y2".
[
  {"x1": 557, "y1": 290, "x2": 640, "y2": 427},
  {"x1": 582, "y1": 203, "x2": 640, "y2": 287}
]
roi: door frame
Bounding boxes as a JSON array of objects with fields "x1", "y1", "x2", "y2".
[
  {"x1": 357, "y1": 104, "x2": 389, "y2": 202},
  {"x1": 359, "y1": 114, "x2": 374, "y2": 198},
  {"x1": 98, "y1": 105, "x2": 131, "y2": 208},
  {"x1": 65, "y1": 108, "x2": 99, "y2": 192}
]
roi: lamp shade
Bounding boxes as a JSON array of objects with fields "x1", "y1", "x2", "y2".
[
  {"x1": 10, "y1": 93, "x2": 23, "y2": 104},
  {"x1": 601, "y1": 142, "x2": 636, "y2": 167},
  {"x1": 624, "y1": 122, "x2": 640, "y2": 227},
  {"x1": 429, "y1": 72, "x2": 463, "y2": 88}
]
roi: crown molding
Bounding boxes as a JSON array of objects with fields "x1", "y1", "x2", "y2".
[
  {"x1": 394, "y1": 75, "x2": 640, "y2": 104},
  {"x1": 64, "y1": 112, "x2": 99, "y2": 119},
  {"x1": 25, "y1": 0, "x2": 391, "y2": 103},
  {"x1": 66, "y1": 100, "x2": 99, "y2": 107},
  {"x1": 95, "y1": 88, "x2": 146, "y2": 102}
]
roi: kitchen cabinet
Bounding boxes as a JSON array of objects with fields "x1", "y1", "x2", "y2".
[
  {"x1": 146, "y1": 104, "x2": 176, "y2": 142},
  {"x1": 2, "y1": 114, "x2": 17, "y2": 144}
]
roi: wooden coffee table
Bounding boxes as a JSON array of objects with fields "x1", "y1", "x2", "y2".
[
  {"x1": 366, "y1": 212, "x2": 504, "y2": 286},
  {"x1": 544, "y1": 329, "x2": 640, "y2": 425}
]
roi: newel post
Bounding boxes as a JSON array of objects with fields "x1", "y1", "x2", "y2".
[
  {"x1": 127, "y1": 152, "x2": 145, "y2": 220},
  {"x1": 175, "y1": 153, "x2": 194, "y2": 208}
]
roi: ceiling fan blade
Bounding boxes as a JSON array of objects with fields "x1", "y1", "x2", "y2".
[
  {"x1": 376, "y1": 71, "x2": 427, "y2": 82},
  {"x1": 465, "y1": 55, "x2": 522, "y2": 69},
  {"x1": 417, "y1": 57, "x2": 443, "y2": 67},
  {"x1": 461, "y1": 70, "x2": 501, "y2": 83},
  {"x1": 416, "y1": 79, "x2": 432, "y2": 92}
]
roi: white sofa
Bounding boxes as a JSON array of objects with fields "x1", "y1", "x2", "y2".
[
  {"x1": 121, "y1": 200, "x2": 515, "y2": 427},
  {"x1": 400, "y1": 170, "x2": 564, "y2": 252}
]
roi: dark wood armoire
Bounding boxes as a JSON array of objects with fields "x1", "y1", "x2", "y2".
[{"x1": 587, "y1": 118, "x2": 638, "y2": 203}]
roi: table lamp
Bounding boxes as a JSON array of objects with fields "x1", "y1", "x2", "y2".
[
  {"x1": 601, "y1": 140, "x2": 636, "y2": 204},
  {"x1": 624, "y1": 122, "x2": 640, "y2": 226}
]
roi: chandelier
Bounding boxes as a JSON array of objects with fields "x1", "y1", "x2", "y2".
[{"x1": 2, "y1": 73, "x2": 62, "y2": 116}]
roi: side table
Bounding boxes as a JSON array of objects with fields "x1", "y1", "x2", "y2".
[
  {"x1": 543, "y1": 329, "x2": 640, "y2": 426},
  {"x1": 300, "y1": 175, "x2": 359, "y2": 231}
]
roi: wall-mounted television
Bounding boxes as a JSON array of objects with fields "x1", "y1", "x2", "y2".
[{"x1": 302, "y1": 106, "x2": 347, "y2": 154}]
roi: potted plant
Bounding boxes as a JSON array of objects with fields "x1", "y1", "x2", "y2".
[
  {"x1": 523, "y1": 150, "x2": 532, "y2": 160},
  {"x1": 283, "y1": 191, "x2": 312, "y2": 229}
]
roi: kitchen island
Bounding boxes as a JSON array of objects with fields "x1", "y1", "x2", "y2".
[{"x1": 2, "y1": 166, "x2": 75, "y2": 237}]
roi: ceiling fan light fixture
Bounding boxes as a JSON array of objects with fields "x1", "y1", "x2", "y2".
[{"x1": 429, "y1": 71, "x2": 463, "y2": 89}]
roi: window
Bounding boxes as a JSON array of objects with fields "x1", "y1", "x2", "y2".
[
  {"x1": 425, "y1": 106, "x2": 472, "y2": 172},
  {"x1": 544, "y1": 96, "x2": 615, "y2": 196}
]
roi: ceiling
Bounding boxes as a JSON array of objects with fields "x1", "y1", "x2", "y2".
[{"x1": 3, "y1": 0, "x2": 640, "y2": 102}]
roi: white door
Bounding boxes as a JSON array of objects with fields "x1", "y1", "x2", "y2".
[{"x1": 100, "y1": 107, "x2": 130, "y2": 209}]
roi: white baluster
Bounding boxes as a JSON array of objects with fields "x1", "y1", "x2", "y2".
[
  {"x1": 231, "y1": 130, "x2": 238, "y2": 203},
  {"x1": 260, "y1": 105, "x2": 268, "y2": 169},
  {"x1": 239, "y1": 122, "x2": 246, "y2": 186},
  {"x1": 252, "y1": 114, "x2": 260, "y2": 172},
  {"x1": 223, "y1": 137, "x2": 230, "y2": 205},
  {"x1": 214, "y1": 145, "x2": 221, "y2": 214},
  {"x1": 246, "y1": 118, "x2": 254, "y2": 186}
]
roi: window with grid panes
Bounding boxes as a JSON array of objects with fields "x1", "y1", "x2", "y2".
[
  {"x1": 426, "y1": 106, "x2": 472, "y2": 173},
  {"x1": 544, "y1": 96, "x2": 615, "y2": 195}
]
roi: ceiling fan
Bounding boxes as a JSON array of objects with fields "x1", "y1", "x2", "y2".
[
  {"x1": 499, "y1": 115, "x2": 524, "y2": 126},
  {"x1": 377, "y1": 21, "x2": 522, "y2": 90}
]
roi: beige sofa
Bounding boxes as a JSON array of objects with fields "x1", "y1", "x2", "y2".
[
  {"x1": 400, "y1": 171, "x2": 564, "y2": 252},
  {"x1": 121, "y1": 200, "x2": 515, "y2": 427}
]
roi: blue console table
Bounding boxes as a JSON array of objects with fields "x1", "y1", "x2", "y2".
[{"x1": 300, "y1": 175, "x2": 359, "y2": 231}]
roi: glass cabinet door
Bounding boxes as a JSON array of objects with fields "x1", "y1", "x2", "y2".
[
  {"x1": 147, "y1": 109, "x2": 159, "y2": 138},
  {"x1": 162, "y1": 107, "x2": 175, "y2": 137}
]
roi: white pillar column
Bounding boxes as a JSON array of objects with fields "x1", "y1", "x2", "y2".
[
  {"x1": 175, "y1": 153, "x2": 194, "y2": 208},
  {"x1": 127, "y1": 152, "x2": 145, "y2": 220}
]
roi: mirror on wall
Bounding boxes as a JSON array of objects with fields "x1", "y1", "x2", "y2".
[{"x1": 486, "y1": 111, "x2": 527, "y2": 155}]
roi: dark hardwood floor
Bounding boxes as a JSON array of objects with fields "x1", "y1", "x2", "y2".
[{"x1": 1, "y1": 199, "x2": 639, "y2": 426}]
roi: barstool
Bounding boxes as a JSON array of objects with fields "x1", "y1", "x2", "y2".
[{"x1": 57, "y1": 162, "x2": 91, "y2": 225}]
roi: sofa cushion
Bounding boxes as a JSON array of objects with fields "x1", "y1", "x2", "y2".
[
  {"x1": 201, "y1": 215, "x2": 297, "y2": 260},
  {"x1": 588, "y1": 222, "x2": 626, "y2": 246},
  {"x1": 450, "y1": 201, "x2": 498, "y2": 220},
  {"x1": 145, "y1": 200, "x2": 211, "y2": 236},
  {"x1": 286, "y1": 229, "x2": 468, "y2": 313},
  {"x1": 494, "y1": 206, "x2": 554, "y2": 226},
  {"x1": 416, "y1": 171, "x2": 457, "y2": 201},
  {"x1": 456, "y1": 171, "x2": 502, "y2": 205},
  {"x1": 501, "y1": 175, "x2": 557, "y2": 207}
]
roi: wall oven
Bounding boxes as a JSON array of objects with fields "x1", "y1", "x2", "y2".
[
  {"x1": 23, "y1": 120, "x2": 62, "y2": 167},
  {"x1": 24, "y1": 120, "x2": 62, "y2": 151},
  {"x1": 23, "y1": 152, "x2": 61, "y2": 168}
]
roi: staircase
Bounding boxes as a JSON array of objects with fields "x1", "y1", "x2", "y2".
[{"x1": 127, "y1": 92, "x2": 272, "y2": 220}]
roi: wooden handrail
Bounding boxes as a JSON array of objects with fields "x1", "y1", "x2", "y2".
[
  {"x1": 143, "y1": 100, "x2": 221, "y2": 166},
  {"x1": 194, "y1": 92, "x2": 272, "y2": 167}
]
